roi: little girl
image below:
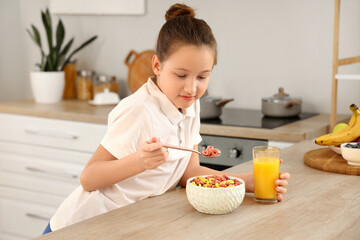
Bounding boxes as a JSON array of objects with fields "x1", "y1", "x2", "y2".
[{"x1": 43, "y1": 3, "x2": 290, "y2": 234}]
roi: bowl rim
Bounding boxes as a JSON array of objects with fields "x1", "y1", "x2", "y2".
[
  {"x1": 186, "y1": 175, "x2": 245, "y2": 190},
  {"x1": 340, "y1": 142, "x2": 360, "y2": 149}
]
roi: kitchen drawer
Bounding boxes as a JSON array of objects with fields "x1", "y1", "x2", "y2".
[
  {"x1": 0, "y1": 185, "x2": 65, "y2": 207},
  {"x1": 0, "y1": 142, "x2": 87, "y2": 183},
  {"x1": 0, "y1": 197, "x2": 55, "y2": 239},
  {"x1": 0, "y1": 141, "x2": 88, "y2": 196},
  {"x1": 0, "y1": 140, "x2": 91, "y2": 165},
  {"x1": 0, "y1": 169, "x2": 80, "y2": 197},
  {"x1": 0, "y1": 113, "x2": 107, "y2": 152}
]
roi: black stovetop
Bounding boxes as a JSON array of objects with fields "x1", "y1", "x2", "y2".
[{"x1": 201, "y1": 108, "x2": 318, "y2": 129}]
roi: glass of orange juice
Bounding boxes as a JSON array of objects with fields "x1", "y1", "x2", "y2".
[{"x1": 253, "y1": 146, "x2": 280, "y2": 203}]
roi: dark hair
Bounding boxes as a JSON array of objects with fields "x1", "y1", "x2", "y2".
[{"x1": 156, "y1": 3, "x2": 217, "y2": 65}]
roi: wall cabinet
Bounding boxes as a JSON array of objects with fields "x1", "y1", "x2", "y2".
[{"x1": 0, "y1": 113, "x2": 107, "y2": 239}]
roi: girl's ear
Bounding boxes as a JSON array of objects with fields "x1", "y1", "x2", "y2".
[{"x1": 152, "y1": 55, "x2": 161, "y2": 76}]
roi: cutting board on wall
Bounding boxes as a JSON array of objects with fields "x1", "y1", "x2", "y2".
[
  {"x1": 124, "y1": 49, "x2": 155, "y2": 93},
  {"x1": 304, "y1": 148, "x2": 360, "y2": 175}
]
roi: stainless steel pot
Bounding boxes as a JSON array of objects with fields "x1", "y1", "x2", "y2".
[
  {"x1": 200, "y1": 95, "x2": 234, "y2": 119},
  {"x1": 261, "y1": 88, "x2": 302, "y2": 118}
]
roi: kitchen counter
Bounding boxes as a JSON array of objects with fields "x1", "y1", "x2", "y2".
[
  {"x1": 33, "y1": 140, "x2": 360, "y2": 240},
  {"x1": 0, "y1": 100, "x2": 349, "y2": 142}
]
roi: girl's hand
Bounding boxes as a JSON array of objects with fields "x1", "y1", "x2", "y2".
[
  {"x1": 244, "y1": 159, "x2": 290, "y2": 202},
  {"x1": 137, "y1": 137, "x2": 168, "y2": 170},
  {"x1": 275, "y1": 172, "x2": 290, "y2": 202}
]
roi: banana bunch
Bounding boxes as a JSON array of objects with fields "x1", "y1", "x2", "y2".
[{"x1": 315, "y1": 104, "x2": 360, "y2": 146}]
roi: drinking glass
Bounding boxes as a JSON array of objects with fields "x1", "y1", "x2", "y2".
[{"x1": 252, "y1": 146, "x2": 280, "y2": 203}]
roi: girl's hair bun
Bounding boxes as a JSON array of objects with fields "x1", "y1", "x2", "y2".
[{"x1": 165, "y1": 3, "x2": 195, "y2": 21}]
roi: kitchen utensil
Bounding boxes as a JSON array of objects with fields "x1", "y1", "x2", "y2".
[
  {"x1": 163, "y1": 144, "x2": 221, "y2": 158},
  {"x1": 77, "y1": 70, "x2": 95, "y2": 100},
  {"x1": 93, "y1": 74, "x2": 118, "y2": 95},
  {"x1": 304, "y1": 148, "x2": 360, "y2": 175},
  {"x1": 186, "y1": 175, "x2": 245, "y2": 214},
  {"x1": 88, "y1": 88, "x2": 120, "y2": 105},
  {"x1": 124, "y1": 49, "x2": 155, "y2": 93},
  {"x1": 200, "y1": 95, "x2": 234, "y2": 119},
  {"x1": 63, "y1": 63, "x2": 77, "y2": 99},
  {"x1": 262, "y1": 87, "x2": 302, "y2": 118}
]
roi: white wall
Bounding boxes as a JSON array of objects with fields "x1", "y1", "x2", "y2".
[
  {"x1": 1, "y1": 0, "x2": 359, "y2": 114},
  {"x1": 0, "y1": 0, "x2": 28, "y2": 100}
]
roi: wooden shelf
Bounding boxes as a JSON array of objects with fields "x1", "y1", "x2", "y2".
[
  {"x1": 335, "y1": 74, "x2": 360, "y2": 80},
  {"x1": 331, "y1": 0, "x2": 360, "y2": 130}
]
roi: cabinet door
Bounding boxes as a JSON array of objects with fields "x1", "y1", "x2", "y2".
[
  {"x1": 0, "y1": 113, "x2": 107, "y2": 152},
  {"x1": 0, "y1": 197, "x2": 56, "y2": 239},
  {"x1": 0, "y1": 185, "x2": 65, "y2": 239}
]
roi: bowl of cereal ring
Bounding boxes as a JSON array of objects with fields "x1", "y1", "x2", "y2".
[{"x1": 186, "y1": 175, "x2": 245, "y2": 214}]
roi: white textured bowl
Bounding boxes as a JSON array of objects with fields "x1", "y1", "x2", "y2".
[
  {"x1": 341, "y1": 142, "x2": 360, "y2": 166},
  {"x1": 329, "y1": 145, "x2": 341, "y2": 155},
  {"x1": 186, "y1": 175, "x2": 245, "y2": 215}
]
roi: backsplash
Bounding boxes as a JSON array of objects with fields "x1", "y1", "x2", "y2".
[{"x1": 1, "y1": 0, "x2": 360, "y2": 114}]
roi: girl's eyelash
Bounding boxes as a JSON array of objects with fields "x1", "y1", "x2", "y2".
[{"x1": 175, "y1": 74, "x2": 207, "y2": 79}]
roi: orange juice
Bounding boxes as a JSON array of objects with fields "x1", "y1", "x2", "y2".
[{"x1": 253, "y1": 157, "x2": 279, "y2": 201}]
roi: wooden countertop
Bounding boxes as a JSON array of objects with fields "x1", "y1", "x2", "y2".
[
  {"x1": 0, "y1": 100, "x2": 349, "y2": 142},
  {"x1": 33, "y1": 140, "x2": 360, "y2": 240}
]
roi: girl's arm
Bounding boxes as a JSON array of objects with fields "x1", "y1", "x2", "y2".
[{"x1": 80, "y1": 137, "x2": 167, "y2": 192}]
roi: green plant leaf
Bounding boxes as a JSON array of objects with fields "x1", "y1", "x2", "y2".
[
  {"x1": 46, "y1": 51, "x2": 57, "y2": 71},
  {"x1": 44, "y1": 57, "x2": 49, "y2": 71},
  {"x1": 55, "y1": 19, "x2": 65, "y2": 53},
  {"x1": 51, "y1": 48, "x2": 59, "y2": 70},
  {"x1": 28, "y1": 8, "x2": 97, "y2": 72},
  {"x1": 27, "y1": 26, "x2": 46, "y2": 71},
  {"x1": 26, "y1": 25, "x2": 42, "y2": 48},
  {"x1": 41, "y1": 9, "x2": 53, "y2": 55},
  {"x1": 40, "y1": 52, "x2": 46, "y2": 70},
  {"x1": 58, "y1": 55, "x2": 66, "y2": 69},
  {"x1": 60, "y1": 37, "x2": 74, "y2": 57},
  {"x1": 26, "y1": 29, "x2": 38, "y2": 46},
  {"x1": 61, "y1": 35, "x2": 97, "y2": 70}
]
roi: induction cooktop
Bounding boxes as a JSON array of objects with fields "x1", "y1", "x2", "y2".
[{"x1": 200, "y1": 108, "x2": 318, "y2": 129}]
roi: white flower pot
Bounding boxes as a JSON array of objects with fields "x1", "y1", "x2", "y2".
[{"x1": 30, "y1": 71, "x2": 65, "y2": 103}]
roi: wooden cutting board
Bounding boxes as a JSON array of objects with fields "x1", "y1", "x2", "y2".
[
  {"x1": 304, "y1": 148, "x2": 360, "y2": 175},
  {"x1": 124, "y1": 49, "x2": 155, "y2": 93}
]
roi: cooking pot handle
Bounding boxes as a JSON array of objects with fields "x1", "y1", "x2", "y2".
[
  {"x1": 285, "y1": 99, "x2": 302, "y2": 108},
  {"x1": 216, "y1": 98, "x2": 234, "y2": 107},
  {"x1": 124, "y1": 50, "x2": 138, "y2": 68}
]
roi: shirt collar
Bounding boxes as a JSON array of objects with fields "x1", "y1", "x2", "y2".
[{"x1": 146, "y1": 77, "x2": 195, "y2": 125}]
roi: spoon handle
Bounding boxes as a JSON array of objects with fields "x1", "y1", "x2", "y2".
[{"x1": 163, "y1": 144, "x2": 200, "y2": 155}]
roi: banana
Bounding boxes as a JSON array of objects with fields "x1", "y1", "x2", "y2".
[
  {"x1": 315, "y1": 104, "x2": 360, "y2": 146},
  {"x1": 347, "y1": 104, "x2": 359, "y2": 128}
]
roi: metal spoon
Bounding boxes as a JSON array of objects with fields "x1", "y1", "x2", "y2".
[{"x1": 163, "y1": 144, "x2": 221, "y2": 158}]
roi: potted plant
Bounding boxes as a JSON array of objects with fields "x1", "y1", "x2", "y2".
[{"x1": 27, "y1": 8, "x2": 97, "y2": 103}]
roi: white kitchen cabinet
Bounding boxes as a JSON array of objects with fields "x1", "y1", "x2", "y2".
[{"x1": 0, "y1": 113, "x2": 107, "y2": 239}]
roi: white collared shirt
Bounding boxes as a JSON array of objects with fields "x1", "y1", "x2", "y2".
[{"x1": 50, "y1": 78, "x2": 201, "y2": 230}]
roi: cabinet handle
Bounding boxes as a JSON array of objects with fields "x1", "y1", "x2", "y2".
[
  {"x1": 25, "y1": 166, "x2": 79, "y2": 179},
  {"x1": 25, "y1": 127, "x2": 78, "y2": 140},
  {"x1": 26, "y1": 213, "x2": 51, "y2": 221}
]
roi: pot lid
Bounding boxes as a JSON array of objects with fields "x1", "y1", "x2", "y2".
[{"x1": 262, "y1": 87, "x2": 301, "y2": 103}]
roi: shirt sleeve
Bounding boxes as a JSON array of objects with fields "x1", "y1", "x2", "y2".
[
  {"x1": 101, "y1": 105, "x2": 153, "y2": 159},
  {"x1": 195, "y1": 133, "x2": 202, "y2": 145}
]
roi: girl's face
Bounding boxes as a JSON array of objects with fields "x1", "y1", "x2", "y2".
[{"x1": 152, "y1": 45, "x2": 214, "y2": 110}]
